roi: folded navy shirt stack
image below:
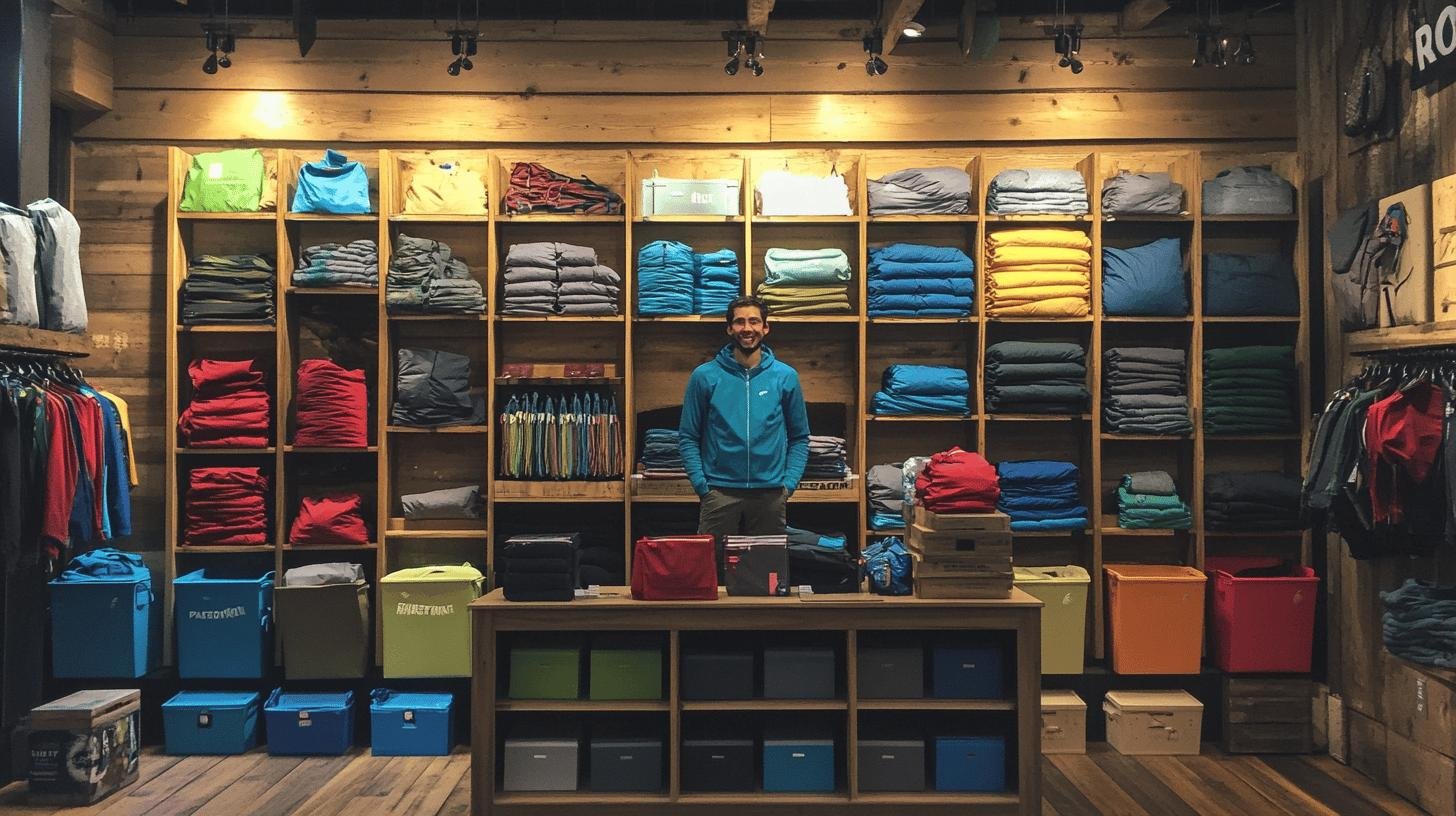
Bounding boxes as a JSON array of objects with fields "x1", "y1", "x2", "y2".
[
  {"x1": 1102, "y1": 238, "x2": 1188, "y2": 316},
  {"x1": 996, "y1": 460, "x2": 1088, "y2": 532},
  {"x1": 498, "y1": 533, "x2": 580, "y2": 601},
  {"x1": 1102, "y1": 347, "x2": 1192, "y2": 436},
  {"x1": 1203, "y1": 253, "x2": 1298, "y2": 316}
]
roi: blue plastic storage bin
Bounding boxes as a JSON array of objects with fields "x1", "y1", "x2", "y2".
[
  {"x1": 935, "y1": 736, "x2": 1006, "y2": 792},
  {"x1": 763, "y1": 735, "x2": 835, "y2": 793},
  {"x1": 370, "y1": 690, "x2": 453, "y2": 756},
  {"x1": 932, "y1": 645, "x2": 1004, "y2": 699},
  {"x1": 174, "y1": 569, "x2": 274, "y2": 679},
  {"x1": 49, "y1": 549, "x2": 156, "y2": 678},
  {"x1": 162, "y1": 691, "x2": 261, "y2": 755},
  {"x1": 264, "y1": 689, "x2": 354, "y2": 756}
]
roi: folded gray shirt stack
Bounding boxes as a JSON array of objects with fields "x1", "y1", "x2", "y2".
[
  {"x1": 1102, "y1": 346, "x2": 1192, "y2": 435},
  {"x1": 294, "y1": 239, "x2": 379, "y2": 288},
  {"x1": 868, "y1": 167, "x2": 972, "y2": 215},
  {"x1": 503, "y1": 242, "x2": 620, "y2": 316}
]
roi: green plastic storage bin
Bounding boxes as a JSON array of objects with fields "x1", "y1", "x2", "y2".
[
  {"x1": 589, "y1": 647, "x2": 664, "y2": 700},
  {"x1": 1013, "y1": 565, "x2": 1090, "y2": 675},
  {"x1": 380, "y1": 565, "x2": 484, "y2": 678},
  {"x1": 509, "y1": 646, "x2": 582, "y2": 699}
]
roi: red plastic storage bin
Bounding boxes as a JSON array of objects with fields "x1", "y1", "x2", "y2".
[{"x1": 1205, "y1": 556, "x2": 1318, "y2": 673}]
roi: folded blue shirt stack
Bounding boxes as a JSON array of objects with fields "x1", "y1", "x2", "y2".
[
  {"x1": 1203, "y1": 252, "x2": 1298, "y2": 316},
  {"x1": 694, "y1": 248, "x2": 740, "y2": 315},
  {"x1": 870, "y1": 364, "x2": 971, "y2": 415},
  {"x1": 867, "y1": 243, "x2": 975, "y2": 317},
  {"x1": 995, "y1": 460, "x2": 1088, "y2": 532},
  {"x1": 987, "y1": 168, "x2": 1089, "y2": 215},
  {"x1": 1102, "y1": 237, "x2": 1189, "y2": 316},
  {"x1": 637, "y1": 240, "x2": 696, "y2": 315}
]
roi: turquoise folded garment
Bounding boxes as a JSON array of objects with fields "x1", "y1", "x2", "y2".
[{"x1": 763, "y1": 247, "x2": 851, "y2": 285}]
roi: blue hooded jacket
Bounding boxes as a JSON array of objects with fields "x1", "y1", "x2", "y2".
[{"x1": 678, "y1": 344, "x2": 810, "y2": 497}]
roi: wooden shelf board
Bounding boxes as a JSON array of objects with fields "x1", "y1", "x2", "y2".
[
  {"x1": 868, "y1": 214, "x2": 978, "y2": 222},
  {"x1": 751, "y1": 215, "x2": 858, "y2": 224},
  {"x1": 388, "y1": 313, "x2": 489, "y2": 321},
  {"x1": 633, "y1": 315, "x2": 723, "y2": 323},
  {"x1": 856, "y1": 699, "x2": 1015, "y2": 711},
  {"x1": 388, "y1": 213, "x2": 489, "y2": 223},
  {"x1": 1102, "y1": 214, "x2": 1193, "y2": 222},
  {"x1": 866, "y1": 414, "x2": 975, "y2": 422},
  {"x1": 496, "y1": 377, "x2": 624, "y2": 385},
  {"x1": 866, "y1": 528, "x2": 906, "y2": 536},
  {"x1": 496, "y1": 699, "x2": 668, "y2": 712},
  {"x1": 988, "y1": 414, "x2": 1092, "y2": 421},
  {"x1": 675, "y1": 793, "x2": 851, "y2": 805},
  {"x1": 285, "y1": 286, "x2": 378, "y2": 296},
  {"x1": 1099, "y1": 526, "x2": 1186, "y2": 537},
  {"x1": 0, "y1": 325, "x2": 91, "y2": 357},
  {"x1": 789, "y1": 489, "x2": 860, "y2": 504},
  {"x1": 284, "y1": 213, "x2": 378, "y2": 222},
  {"x1": 633, "y1": 215, "x2": 745, "y2": 223},
  {"x1": 494, "y1": 793, "x2": 671, "y2": 805},
  {"x1": 496, "y1": 214, "x2": 625, "y2": 223},
  {"x1": 177, "y1": 324, "x2": 277, "y2": 334},
  {"x1": 853, "y1": 793, "x2": 1021, "y2": 806},
  {"x1": 1203, "y1": 530, "x2": 1305, "y2": 538},
  {"x1": 1014, "y1": 529, "x2": 1091, "y2": 538},
  {"x1": 492, "y1": 481, "x2": 626, "y2": 501},
  {"x1": 283, "y1": 542, "x2": 380, "y2": 551},
  {"x1": 386, "y1": 529, "x2": 490, "y2": 539},
  {"x1": 283, "y1": 445, "x2": 379, "y2": 453},
  {"x1": 1204, "y1": 434, "x2": 1301, "y2": 442},
  {"x1": 176, "y1": 447, "x2": 276, "y2": 455},
  {"x1": 1345, "y1": 320, "x2": 1456, "y2": 353},
  {"x1": 868, "y1": 317, "x2": 978, "y2": 324},
  {"x1": 770, "y1": 316, "x2": 861, "y2": 323},
  {"x1": 1201, "y1": 315, "x2": 1301, "y2": 323},
  {"x1": 495, "y1": 315, "x2": 625, "y2": 323},
  {"x1": 1101, "y1": 433, "x2": 1192, "y2": 441},
  {"x1": 985, "y1": 214, "x2": 1090, "y2": 223},
  {"x1": 1203, "y1": 214, "x2": 1299, "y2": 222},
  {"x1": 986, "y1": 316, "x2": 1094, "y2": 323},
  {"x1": 386, "y1": 425, "x2": 488, "y2": 434},
  {"x1": 680, "y1": 699, "x2": 847, "y2": 711},
  {"x1": 176, "y1": 545, "x2": 276, "y2": 554},
  {"x1": 1101, "y1": 316, "x2": 1193, "y2": 323},
  {"x1": 176, "y1": 211, "x2": 276, "y2": 221}
]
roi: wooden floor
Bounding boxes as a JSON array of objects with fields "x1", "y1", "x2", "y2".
[{"x1": 0, "y1": 744, "x2": 1428, "y2": 816}]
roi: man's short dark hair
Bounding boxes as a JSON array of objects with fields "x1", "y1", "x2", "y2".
[{"x1": 726, "y1": 295, "x2": 769, "y2": 324}]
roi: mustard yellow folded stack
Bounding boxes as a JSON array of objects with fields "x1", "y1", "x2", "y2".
[{"x1": 985, "y1": 229, "x2": 1092, "y2": 318}]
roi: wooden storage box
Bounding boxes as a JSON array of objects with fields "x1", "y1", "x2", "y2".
[
  {"x1": 911, "y1": 506, "x2": 1011, "y2": 533},
  {"x1": 1041, "y1": 690, "x2": 1087, "y2": 754},
  {"x1": 1382, "y1": 653, "x2": 1456, "y2": 760},
  {"x1": 908, "y1": 524, "x2": 1013, "y2": 559},
  {"x1": 1387, "y1": 729, "x2": 1456, "y2": 816},
  {"x1": 913, "y1": 573, "x2": 1014, "y2": 600},
  {"x1": 27, "y1": 689, "x2": 141, "y2": 804},
  {"x1": 1103, "y1": 690, "x2": 1202, "y2": 756},
  {"x1": 1222, "y1": 677, "x2": 1313, "y2": 754}
]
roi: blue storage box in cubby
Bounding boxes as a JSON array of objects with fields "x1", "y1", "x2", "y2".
[
  {"x1": 173, "y1": 569, "x2": 274, "y2": 679},
  {"x1": 162, "y1": 691, "x2": 261, "y2": 755},
  {"x1": 49, "y1": 549, "x2": 156, "y2": 678},
  {"x1": 763, "y1": 731, "x2": 835, "y2": 793},
  {"x1": 264, "y1": 689, "x2": 355, "y2": 756},
  {"x1": 932, "y1": 644, "x2": 1004, "y2": 699},
  {"x1": 935, "y1": 736, "x2": 1006, "y2": 792},
  {"x1": 369, "y1": 690, "x2": 454, "y2": 756}
]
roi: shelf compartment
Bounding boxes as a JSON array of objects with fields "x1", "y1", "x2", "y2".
[
  {"x1": 283, "y1": 445, "x2": 379, "y2": 453},
  {"x1": 633, "y1": 215, "x2": 745, "y2": 223},
  {"x1": 496, "y1": 700, "x2": 669, "y2": 712},
  {"x1": 495, "y1": 377, "x2": 624, "y2": 386},
  {"x1": 492, "y1": 481, "x2": 625, "y2": 501},
  {"x1": 856, "y1": 699, "x2": 1015, "y2": 711},
  {"x1": 680, "y1": 700, "x2": 847, "y2": 711},
  {"x1": 285, "y1": 287, "x2": 378, "y2": 296},
  {"x1": 176, "y1": 211, "x2": 277, "y2": 221},
  {"x1": 494, "y1": 793, "x2": 672, "y2": 805},
  {"x1": 176, "y1": 447, "x2": 276, "y2": 455},
  {"x1": 386, "y1": 529, "x2": 490, "y2": 539},
  {"x1": 865, "y1": 414, "x2": 975, "y2": 422},
  {"x1": 176, "y1": 545, "x2": 276, "y2": 554}
]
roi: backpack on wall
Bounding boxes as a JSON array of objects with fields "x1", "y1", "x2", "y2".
[
  {"x1": 1329, "y1": 200, "x2": 1380, "y2": 330},
  {"x1": 1344, "y1": 46, "x2": 1388, "y2": 138},
  {"x1": 1369, "y1": 202, "x2": 1410, "y2": 326}
]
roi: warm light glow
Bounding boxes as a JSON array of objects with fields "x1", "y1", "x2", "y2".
[
  {"x1": 902, "y1": 21, "x2": 925, "y2": 38},
  {"x1": 251, "y1": 92, "x2": 292, "y2": 130}
]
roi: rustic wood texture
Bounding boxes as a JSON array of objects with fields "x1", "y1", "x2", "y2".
[{"x1": 51, "y1": 13, "x2": 114, "y2": 111}]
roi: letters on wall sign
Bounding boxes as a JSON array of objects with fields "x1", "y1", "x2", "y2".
[{"x1": 1412, "y1": 2, "x2": 1456, "y2": 89}]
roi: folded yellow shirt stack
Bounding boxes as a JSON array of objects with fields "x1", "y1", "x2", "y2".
[{"x1": 985, "y1": 229, "x2": 1092, "y2": 317}]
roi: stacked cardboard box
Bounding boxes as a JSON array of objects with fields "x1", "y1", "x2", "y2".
[{"x1": 907, "y1": 507, "x2": 1013, "y2": 599}]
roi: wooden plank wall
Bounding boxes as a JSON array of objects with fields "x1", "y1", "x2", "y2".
[{"x1": 73, "y1": 12, "x2": 1296, "y2": 557}]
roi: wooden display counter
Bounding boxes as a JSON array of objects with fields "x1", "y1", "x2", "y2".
[{"x1": 470, "y1": 587, "x2": 1042, "y2": 815}]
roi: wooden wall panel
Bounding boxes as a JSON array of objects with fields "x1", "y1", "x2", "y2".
[{"x1": 51, "y1": 13, "x2": 114, "y2": 111}]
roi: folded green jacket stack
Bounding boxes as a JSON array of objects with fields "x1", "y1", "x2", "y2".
[
  {"x1": 1116, "y1": 470, "x2": 1191, "y2": 530},
  {"x1": 1203, "y1": 344, "x2": 1296, "y2": 435},
  {"x1": 755, "y1": 247, "x2": 852, "y2": 315}
]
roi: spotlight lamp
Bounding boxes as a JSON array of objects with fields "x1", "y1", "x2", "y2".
[
  {"x1": 745, "y1": 33, "x2": 765, "y2": 77},
  {"x1": 201, "y1": 23, "x2": 236, "y2": 74},
  {"x1": 1052, "y1": 23, "x2": 1084, "y2": 74},
  {"x1": 723, "y1": 30, "x2": 744, "y2": 76},
  {"x1": 863, "y1": 28, "x2": 888, "y2": 76},
  {"x1": 720, "y1": 29, "x2": 763, "y2": 77},
  {"x1": 447, "y1": 29, "x2": 479, "y2": 76},
  {"x1": 1235, "y1": 32, "x2": 1256, "y2": 65}
]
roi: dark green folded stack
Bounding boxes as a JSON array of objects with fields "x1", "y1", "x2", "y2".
[{"x1": 1203, "y1": 345, "x2": 1296, "y2": 435}]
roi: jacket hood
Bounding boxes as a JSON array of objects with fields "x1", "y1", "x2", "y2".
[{"x1": 715, "y1": 343, "x2": 777, "y2": 377}]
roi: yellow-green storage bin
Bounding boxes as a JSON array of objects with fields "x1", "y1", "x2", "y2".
[
  {"x1": 1013, "y1": 566, "x2": 1089, "y2": 675},
  {"x1": 381, "y1": 565, "x2": 484, "y2": 678}
]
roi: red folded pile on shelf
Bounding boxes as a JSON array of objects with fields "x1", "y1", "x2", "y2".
[
  {"x1": 294, "y1": 358, "x2": 369, "y2": 447},
  {"x1": 177, "y1": 358, "x2": 271, "y2": 448},
  {"x1": 184, "y1": 466, "x2": 269, "y2": 547},
  {"x1": 915, "y1": 447, "x2": 1001, "y2": 513},
  {"x1": 288, "y1": 493, "x2": 370, "y2": 546}
]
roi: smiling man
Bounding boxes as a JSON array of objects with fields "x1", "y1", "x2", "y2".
[{"x1": 678, "y1": 295, "x2": 810, "y2": 538}]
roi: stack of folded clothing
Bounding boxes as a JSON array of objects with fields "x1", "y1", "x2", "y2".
[
  {"x1": 503, "y1": 162, "x2": 622, "y2": 215},
  {"x1": 1102, "y1": 347, "x2": 1191, "y2": 435},
  {"x1": 498, "y1": 533, "x2": 580, "y2": 602},
  {"x1": 184, "y1": 466, "x2": 269, "y2": 546},
  {"x1": 182, "y1": 254, "x2": 275, "y2": 325},
  {"x1": 386, "y1": 234, "x2": 485, "y2": 314},
  {"x1": 1102, "y1": 238, "x2": 1189, "y2": 316},
  {"x1": 867, "y1": 463, "x2": 905, "y2": 530},
  {"x1": 987, "y1": 168, "x2": 1089, "y2": 215},
  {"x1": 1116, "y1": 471, "x2": 1192, "y2": 530},
  {"x1": 996, "y1": 460, "x2": 1088, "y2": 532},
  {"x1": 985, "y1": 229, "x2": 1092, "y2": 317},
  {"x1": 294, "y1": 359, "x2": 369, "y2": 447},
  {"x1": 1382, "y1": 580, "x2": 1456, "y2": 669},
  {"x1": 867, "y1": 243, "x2": 975, "y2": 317},
  {"x1": 871, "y1": 364, "x2": 971, "y2": 416},
  {"x1": 401, "y1": 484, "x2": 485, "y2": 522},
  {"x1": 1204, "y1": 345, "x2": 1297, "y2": 435},
  {"x1": 1202, "y1": 166, "x2": 1295, "y2": 216},
  {"x1": 914, "y1": 447, "x2": 999, "y2": 513},
  {"x1": 805, "y1": 436, "x2": 849, "y2": 481},
  {"x1": 1203, "y1": 253, "x2": 1298, "y2": 316},
  {"x1": 178, "y1": 358, "x2": 270, "y2": 448},
  {"x1": 1205, "y1": 471, "x2": 1302, "y2": 531},
  {"x1": 694, "y1": 249, "x2": 740, "y2": 315},
  {"x1": 755, "y1": 170, "x2": 852, "y2": 216},
  {"x1": 636, "y1": 240, "x2": 696, "y2": 315},
  {"x1": 292, "y1": 240, "x2": 378, "y2": 288},
  {"x1": 392, "y1": 347, "x2": 485, "y2": 428},
  {"x1": 502, "y1": 242, "x2": 618, "y2": 316},
  {"x1": 757, "y1": 247, "x2": 852, "y2": 315},
  {"x1": 1101, "y1": 171, "x2": 1185, "y2": 215},
  {"x1": 984, "y1": 341, "x2": 1088, "y2": 415},
  {"x1": 288, "y1": 493, "x2": 370, "y2": 546},
  {"x1": 867, "y1": 167, "x2": 972, "y2": 215},
  {"x1": 639, "y1": 428, "x2": 686, "y2": 479}
]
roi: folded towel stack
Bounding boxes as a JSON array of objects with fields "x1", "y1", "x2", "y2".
[
  {"x1": 1203, "y1": 345, "x2": 1297, "y2": 435},
  {"x1": 867, "y1": 243, "x2": 975, "y2": 317},
  {"x1": 503, "y1": 242, "x2": 619, "y2": 316},
  {"x1": 638, "y1": 428, "x2": 686, "y2": 479},
  {"x1": 1116, "y1": 470, "x2": 1192, "y2": 530},
  {"x1": 868, "y1": 166, "x2": 972, "y2": 215},
  {"x1": 1203, "y1": 253, "x2": 1298, "y2": 316},
  {"x1": 985, "y1": 229, "x2": 1092, "y2": 317},
  {"x1": 987, "y1": 168, "x2": 1089, "y2": 215},
  {"x1": 757, "y1": 247, "x2": 852, "y2": 315},
  {"x1": 806, "y1": 435, "x2": 849, "y2": 480},
  {"x1": 1205, "y1": 471, "x2": 1302, "y2": 531},
  {"x1": 386, "y1": 234, "x2": 486, "y2": 314},
  {"x1": 1102, "y1": 347, "x2": 1192, "y2": 436},
  {"x1": 867, "y1": 463, "x2": 905, "y2": 530},
  {"x1": 871, "y1": 364, "x2": 971, "y2": 416},
  {"x1": 984, "y1": 341, "x2": 1089, "y2": 415},
  {"x1": 1102, "y1": 238, "x2": 1189, "y2": 316},
  {"x1": 996, "y1": 460, "x2": 1088, "y2": 532},
  {"x1": 1101, "y1": 171, "x2": 1185, "y2": 215},
  {"x1": 293, "y1": 240, "x2": 378, "y2": 288}
]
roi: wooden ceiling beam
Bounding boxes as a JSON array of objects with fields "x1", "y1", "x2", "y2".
[
  {"x1": 1121, "y1": 0, "x2": 1172, "y2": 32},
  {"x1": 747, "y1": 0, "x2": 775, "y2": 34},
  {"x1": 881, "y1": 0, "x2": 927, "y2": 55}
]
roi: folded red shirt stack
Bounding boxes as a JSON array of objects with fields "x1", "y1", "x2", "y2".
[
  {"x1": 178, "y1": 358, "x2": 271, "y2": 448},
  {"x1": 184, "y1": 466, "x2": 269, "y2": 546},
  {"x1": 294, "y1": 359, "x2": 369, "y2": 447},
  {"x1": 288, "y1": 493, "x2": 370, "y2": 546},
  {"x1": 915, "y1": 447, "x2": 1001, "y2": 513}
]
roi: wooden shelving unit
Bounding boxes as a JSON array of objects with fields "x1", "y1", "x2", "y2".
[{"x1": 164, "y1": 145, "x2": 1308, "y2": 668}]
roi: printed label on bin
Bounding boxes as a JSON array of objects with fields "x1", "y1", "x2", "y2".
[
  {"x1": 396, "y1": 602, "x2": 454, "y2": 616},
  {"x1": 792, "y1": 752, "x2": 806, "y2": 758},
  {"x1": 189, "y1": 605, "x2": 247, "y2": 620},
  {"x1": 197, "y1": 713, "x2": 211, "y2": 728},
  {"x1": 403, "y1": 711, "x2": 415, "y2": 722}
]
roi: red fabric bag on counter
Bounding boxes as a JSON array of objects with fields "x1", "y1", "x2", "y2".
[{"x1": 632, "y1": 535, "x2": 718, "y2": 600}]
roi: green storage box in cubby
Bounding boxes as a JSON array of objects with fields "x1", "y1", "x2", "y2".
[
  {"x1": 509, "y1": 646, "x2": 582, "y2": 700},
  {"x1": 589, "y1": 647, "x2": 664, "y2": 701},
  {"x1": 380, "y1": 565, "x2": 484, "y2": 678}
]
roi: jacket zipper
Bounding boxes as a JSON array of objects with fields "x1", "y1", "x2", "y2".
[{"x1": 743, "y1": 370, "x2": 752, "y2": 487}]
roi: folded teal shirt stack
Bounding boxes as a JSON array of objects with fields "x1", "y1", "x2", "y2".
[
  {"x1": 636, "y1": 240, "x2": 741, "y2": 316},
  {"x1": 1204, "y1": 345, "x2": 1297, "y2": 434},
  {"x1": 871, "y1": 364, "x2": 971, "y2": 415},
  {"x1": 1116, "y1": 470, "x2": 1192, "y2": 530},
  {"x1": 867, "y1": 243, "x2": 975, "y2": 317}
]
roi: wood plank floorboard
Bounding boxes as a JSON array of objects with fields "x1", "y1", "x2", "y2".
[{"x1": 0, "y1": 745, "x2": 1435, "y2": 815}]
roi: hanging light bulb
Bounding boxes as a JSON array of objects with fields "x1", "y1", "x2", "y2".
[
  {"x1": 723, "y1": 31, "x2": 743, "y2": 76},
  {"x1": 863, "y1": 28, "x2": 888, "y2": 76}
]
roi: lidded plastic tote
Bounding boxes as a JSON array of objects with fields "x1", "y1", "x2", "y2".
[
  {"x1": 380, "y1": 564, "x2": 484, "y2": 678},
  {"x1": 49, "y1": 548, "x2": 156, "y2": 678}
]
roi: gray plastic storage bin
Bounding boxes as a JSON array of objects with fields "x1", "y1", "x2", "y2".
[
  {"x1": 589, "y1": 738, "x2": 663, "y2": 792},
  {"x1": 857, "y1": 647, "x2": 924, "y2": 699},
  {"x1": 681, "y1": 651, "x2": 754, "y2": 700},
  {"x1": 503, "y1": 738, "x2": 579, "y2": 791},
  {"x1": 763, "y1": 647, "x2": 835, "y2": 699},
  {"x1": 858, "y1": 739, "x2": 926, "y2": 792}
]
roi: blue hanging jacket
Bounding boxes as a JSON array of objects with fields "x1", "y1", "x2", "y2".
[
  {"x1": 863, "y1": 537, "x2": 911, "y2": 595},
  {"x1": 292, "y1": 149, "x2": 372, "y2": 214}
]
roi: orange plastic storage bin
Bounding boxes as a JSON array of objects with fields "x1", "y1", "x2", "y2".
[{"x1": 1104, "y1": 564, "x2": 1206, "y2": 675}]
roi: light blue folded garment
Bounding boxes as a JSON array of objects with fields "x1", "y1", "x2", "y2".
[
  {"x1": 882, "y1": 364, "x2": 970, "y2": 397},
  {"x1": 870, "y1": 391, "x2": 971, "y2": 415},
  {"x1": 763, "y1": 247, "x2": 851, "y2": 285},
  {"x1": 292, "y1": 149, "x2": 372, "y2": 214},
  {"x1": 1010, "y1": 517, "x2": 1089, "y2": 532}
]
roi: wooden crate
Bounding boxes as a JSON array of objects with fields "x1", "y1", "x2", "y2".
[
  {"x1": 911, "y1": 506, "x2": 1011, "y2": 533},
  {"x1": 1387, "y1": 729, "x2": 1456, "y2": 816},
  {"x1": 1382, "y1": 652, "x2": 1456, "y2": 760},
  {"x1": 910, "y1": 551, "x2": 1013, "y2": 579},
  {"x1": 913, "y1": 575, "x2": 1014, "y2": 600},
  {"x1": 27, "y1": 690, "x2": 141, "y2": 805},
  {"x1": 907, "y1": 524, "x2": 1013, "y2": 558},
  {"x1": 1221, "y1": 677, "x2": 1313, "y2": 754}
]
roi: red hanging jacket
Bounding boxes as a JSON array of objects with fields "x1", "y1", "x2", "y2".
[{"x1": 1365, "y1": 380, "x2": 1445, "y2": 525}]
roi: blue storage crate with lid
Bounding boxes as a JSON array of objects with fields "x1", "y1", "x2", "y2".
[
  {"x1": 264, "y1": 689, "x2": 354, "y2": 755},
  {"x1": 369, "y1": 689, "x2": 453, "y2": 756},
  {"x1": 763, "y1": 731, "x2": 835, "y2": 793},
  {"x1": 49, "y1": 548, "x2": 157, "y2": 678},
  {"x1": 173, "y1": 569, "x2": 274, "y2": 679},
  {"x1": 162, "y1": 691, "x2": 261, "y2": 755},
  {"x1": 935, "y1": 736, "x2": 1006, "y2": 792},
  {"x1": 932, "y1": 644, "x2": 1004, "y2": 699}
]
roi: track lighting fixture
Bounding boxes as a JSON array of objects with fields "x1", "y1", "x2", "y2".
[
  {"x1": 446, "y1": 0, "x2": 481, "y2": 77},
  {"x1": 902, "y1": 21, "x2": 925, "y2": 39},
  {"x1": 1050, "y1": 2, "x2": 1083, "y2": 74},
  {"x1": 745, "y1": 33, "x2": 765, "y2": 77},
  {"x1": 1235, "y1": 32, "x2": 1256, "y2": 65},
  {"x1": 863, "y1": 28, "x2": 888, "y2": 76},
  {"x1": 201, "y1": 22, "x2": 236, "y2": 74},
  {"x1": 722, "y1": 29, "x2": 764, "y2": 77},
  {"x1": 1191, "y1": 0, "x2": 1251, "y2": 68},
  {"x1": 723, "y1": 30, "x2": 744, "y2": 76}
]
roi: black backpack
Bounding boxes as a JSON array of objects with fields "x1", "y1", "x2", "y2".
[{"x1": 1343, "y1": 45, "x2": 1387, "y2": 138}]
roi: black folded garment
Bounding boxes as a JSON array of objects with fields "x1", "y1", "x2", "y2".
[
  {"x1": 500, "y1": 537, "x2": 579, "y2": 561},
  {"x1": 1204, "y1": 471, "x2": 1302, "y2": 531},
  {"x1": 499, "y1": 556, "x2": 575, "y2": 574}
]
